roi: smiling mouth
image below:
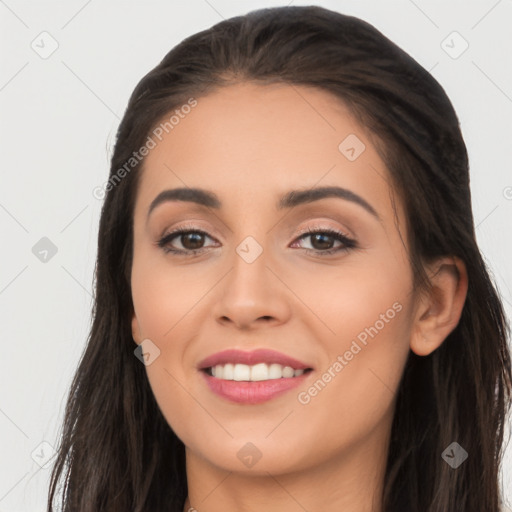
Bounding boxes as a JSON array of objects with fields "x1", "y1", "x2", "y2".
[{"x1": 203, "y1": 363, "x2": 314, "y2": 381}]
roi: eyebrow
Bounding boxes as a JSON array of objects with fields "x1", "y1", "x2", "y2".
[{"x1": 147, "y1": 186, "x2": 380, "y2": 221}]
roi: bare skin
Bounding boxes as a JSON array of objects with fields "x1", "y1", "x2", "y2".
[{"x1": 130, "y1": 82, "x2": 468, "y2": 512}]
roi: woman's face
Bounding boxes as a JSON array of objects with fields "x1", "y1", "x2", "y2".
[{"x1": 131, "y1": 82, "x2": 417, "y2": 475}]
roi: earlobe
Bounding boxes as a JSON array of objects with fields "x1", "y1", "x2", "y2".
[{"x1": 410, "y1": 256, "x2": 468, "y2": 357}]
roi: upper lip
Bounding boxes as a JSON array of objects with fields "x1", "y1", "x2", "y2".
[{"x1": 198, "y1": 349, "x2": 313, "y2": 371}]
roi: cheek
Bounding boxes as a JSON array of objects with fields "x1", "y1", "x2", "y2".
[
  {"x1": 287, "y1": 302, "x2": 411, "y2": 472},
  {"x1": 131, "y1": 249, "x2": 212, "y2": 342},
  {"x1": 131, "y1": 254, "x2": 216, "y2": 441},
  {"x1": 279, "y1": 242, "x2": 411, "y2": 349},
  {"x1": 285, "y1": 250, "x2": 412, "y2": 438}
]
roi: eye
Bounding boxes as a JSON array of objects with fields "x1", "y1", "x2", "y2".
[
  {"x1": 291, "y1": 227, "x2": 357, "y2": 256},
  {"x1": 157, "y1": 227, "x2": 218, "y2": 255},
  {"x1": 156, "y1": 225, "x2": 357, "y2": 257}
]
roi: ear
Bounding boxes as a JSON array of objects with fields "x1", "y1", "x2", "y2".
[
  {"x1": 131, "y1": 311, "x2": 142, "y2": 345},
  {"x1": 410, "y1": 256, "x2": 468, "y2": 356}
]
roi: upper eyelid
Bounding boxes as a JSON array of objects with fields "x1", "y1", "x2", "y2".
[
  {"x1": 160, "y1": 222, "x2": 218, "y2": 240},
  {"x1": 295, "y1": 224, "x2": 351, "y2": 237},
  {"x1": 163, "y1": 224, "x2": 349, "y2": 236}
]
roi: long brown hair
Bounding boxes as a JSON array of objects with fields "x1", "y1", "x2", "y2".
[{"x1": 47, "y1": 6, "x2": 512, "y2": 511}]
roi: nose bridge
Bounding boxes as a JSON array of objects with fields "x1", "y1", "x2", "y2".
[{"x1": 228, "y1": 233, "x2": 271, "y2": 304}]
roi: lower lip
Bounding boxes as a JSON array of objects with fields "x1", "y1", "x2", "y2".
[{"x1": 201, "y1": 370, "x2": 310, "y2": 404}]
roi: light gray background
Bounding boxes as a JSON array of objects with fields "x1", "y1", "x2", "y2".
[{"x1": 1, "y1": 1, "x2": 511, "y2": 510}]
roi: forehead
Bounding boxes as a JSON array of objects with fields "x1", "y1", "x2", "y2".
[{"x1": 136, "y1": 82, "x2": 399, "y2": 223}]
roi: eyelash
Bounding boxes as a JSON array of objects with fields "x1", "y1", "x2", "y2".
[{"x1": 157, "y1": 224, "x2": 357, "y2": 258}]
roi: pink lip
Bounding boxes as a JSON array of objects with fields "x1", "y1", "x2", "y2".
[
  {"x1": 197, "y1": 349, "x2": 313, "y2": 405},
  {"x1": 197, "y1": 348, "x2": 312, "y2": 371},
  {"x1": 201, "y1": 371, "x2": 311, "y2": 404}
]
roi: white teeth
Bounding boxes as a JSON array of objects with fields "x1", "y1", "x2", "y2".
[
  {"x1": 213, "y1": 365, "x2": 223, "y2": 379},
  {"x1": 223, "y1": 363, "x2": 234, "y2": 380},
  {"x1": 282, "y1": 366, "x2": 295, "y2": 378},
  {"x1": 250, "y1": 363, "x2": 269, "y2": 381},
  {"x1": 233, "y1": 364, "x2": 250, "y2": 381},
  {"x1": 208, "y1": 363, "x2": 308, "y2": 381},
  {"x1": 268, "y1": 363, "x2": 283, "y2": 379}
]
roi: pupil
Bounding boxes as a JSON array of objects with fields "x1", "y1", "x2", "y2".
[
  {"x1": 183, "y1": 233, "x2": 204, "y2": 249},
  {"x1": 312, "y1": 233, "x2": 333, "y2": 250}
]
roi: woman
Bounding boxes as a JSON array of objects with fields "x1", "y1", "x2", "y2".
[{"x1": 47, "y1": 5, "x2": 512, "y2": 511}]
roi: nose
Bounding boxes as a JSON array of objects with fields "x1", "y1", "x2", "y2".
[{"x1": 212, "y1": 246, "x2": 292, "y2": 331}]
